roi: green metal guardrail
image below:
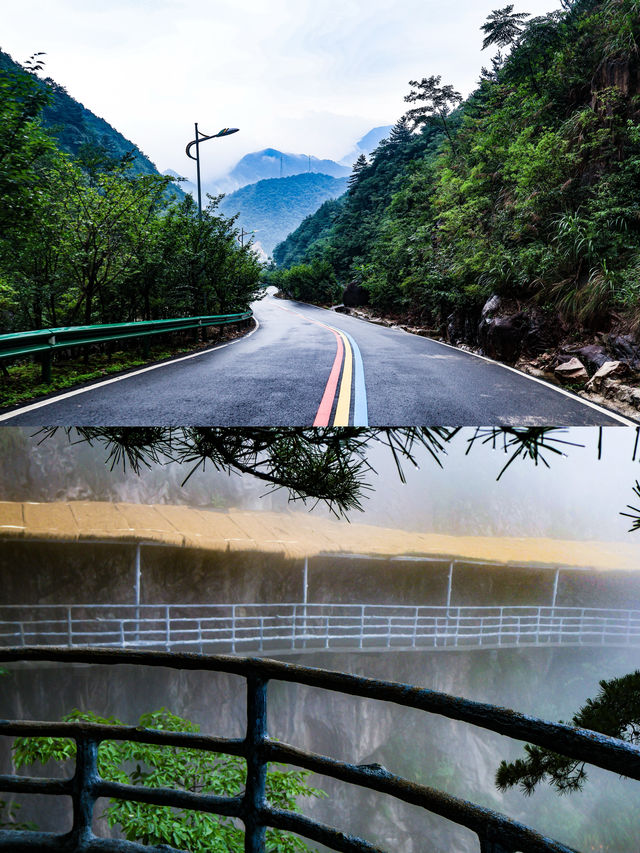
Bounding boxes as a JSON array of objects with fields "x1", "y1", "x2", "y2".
[{"x1": 0, "y1": 312, "x2": 253, "y2": 383}]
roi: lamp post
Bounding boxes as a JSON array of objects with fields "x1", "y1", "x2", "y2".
[
  {"x1": 239, "y1": 228, "x2": 259, "y2": 248},
  {"x1": 185, "y1": 124, "x2": 239, "y2": 217}
]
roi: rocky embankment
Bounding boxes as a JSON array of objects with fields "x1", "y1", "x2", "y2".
[{"x1": 338, "y1": 291, "x2": 640, "y2": 419}]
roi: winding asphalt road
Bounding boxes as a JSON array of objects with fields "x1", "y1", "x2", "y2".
[{"x1": 0, "y1": 291, "x2": 632, "y2": 426}]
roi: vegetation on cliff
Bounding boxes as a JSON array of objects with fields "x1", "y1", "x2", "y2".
[
  {"x1": 12, "y1": 707, "x2": 323, "y2": 851},
  {"x1": 0, "y1": 52, "x2": 262, "y2": 334},
  {"x1": 219, "y1": 172, "x2": 348, "y2": 256},
  {"x1": 272, "y1": 0, "x2": 640, "y2": 345}
]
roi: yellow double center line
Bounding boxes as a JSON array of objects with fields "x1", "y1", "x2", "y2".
[{"x1": 333, "y1": 330, "x2": 353, "y2": 426}]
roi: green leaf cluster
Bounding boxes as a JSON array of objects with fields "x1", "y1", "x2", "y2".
[
  {"x1": 267, "y1": 259, "x2": 341, "y2": 305},
  {"x1": 13, "y1": 708, "x2": 324, "y2": 852},
  {"x1": 495, "y1": 670, "x2": 640, "y2": 796},
  {"x1": 0, "y1": 57, "x2": 262, "y2": 335}
]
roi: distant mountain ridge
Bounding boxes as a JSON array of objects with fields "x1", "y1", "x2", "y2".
[
  {"x1": 227, "y1": 148, "x2": 350, "y2": 185},
  {"x1": 195, "y1": 127, "x2": 394, "y2": 196},
  {"x1": 339, "y1": 125, "x2": 393, "y2": 166},
  {"x1": 218, "y1": 172, "x2": 349, "y2": 256}
]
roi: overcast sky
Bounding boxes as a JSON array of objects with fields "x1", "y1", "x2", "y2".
[{"x1": 4, "y1": 0, "x2": 563, "y2": 181}]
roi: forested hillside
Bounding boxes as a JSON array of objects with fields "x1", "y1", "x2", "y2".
[
  {"x1": 272, "y1": 0, "x2": 640, "y2": 365},
  {"x1": 0, "y1": 50, "x2": 181, "y2": 192},
  {"x1": 0, "y1": 53, "x2": 261, "y2": 334},
  {"x1": 219, "y1": 172, "x2": 348, "y2": 255}
]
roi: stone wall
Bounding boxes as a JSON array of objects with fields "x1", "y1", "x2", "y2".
[{"x1": 1, "y1": 540, "x2": 640, "y2": 610}]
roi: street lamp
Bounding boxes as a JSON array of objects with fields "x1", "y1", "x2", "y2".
[
  {"x1": 239, "y1": 228, "x2": 259, "y2": 248},
  {"x1": 185, "y1": 124, "x2": 239, "y2": 217}
]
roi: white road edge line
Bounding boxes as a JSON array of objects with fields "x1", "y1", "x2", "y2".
[
  {"x1": 0, "y1": 319, "x2": 261, "y2": 423},
  {"x1": 316, "y1": 303, "x2": 636, "y2": 427},
  {"x1": 424, "y1": 335, "x2": 636, "y2": 426}
]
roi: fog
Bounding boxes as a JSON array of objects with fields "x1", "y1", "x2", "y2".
[
  {"x1": 1, "y1": 426, "x2": 639, "y2": 542},
  {"x1": 2, "y1": 426, "x2": 640, "y2": 851}
]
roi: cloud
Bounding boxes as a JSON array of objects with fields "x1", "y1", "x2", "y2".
[{"x1": 4, "y1": 0, "x2": 563, "y2": 177}]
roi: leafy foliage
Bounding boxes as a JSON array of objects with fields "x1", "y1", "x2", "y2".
[
  {"x1": 273, "y1": 0, "x2": 640, "y2": 335},
  {"x1": 496, "y1": 671, "x2": 640, "y2": 795},
  {"x1": 0, "y1": 54, "x2": 261, "y2": 335},
  {"x1": 268, "y1": 259, "x2": 341, "y2": 304},
  {"x1": 13, "y1": 708, "x2": 324, "y2": 852},
  {"x1": 38, "y1": 426, "x2": 456, "y2": 517}
]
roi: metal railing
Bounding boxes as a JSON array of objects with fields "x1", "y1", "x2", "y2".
[
  {"x1": 2, "y1": 646, "x2": 640, "y2": 853},
  {"x1": 1, "y1": 604, "x2": 639, "y2": 654},
  {"x1": 0, "y1": 312, "x2": 253, "y2": 381}
]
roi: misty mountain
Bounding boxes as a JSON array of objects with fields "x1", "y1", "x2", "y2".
[
  {"x1": 0, "y1": 49, "x2": 184, "y2": 198},
  {"x1": 339, "y1": 125, "x2": 394, "y2": 166},
  {"x1": 207, "y1": 148, "x2": 350, "y2": 195},
  {"x1": 165, "y1": 126, "x2": 393, "y2": 204},
  {"x1": 218, "y1": 172, "x2": 348, "y2": 256}
]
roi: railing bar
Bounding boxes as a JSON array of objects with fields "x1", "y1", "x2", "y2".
[
  {"x1": 265, "y1": 807, "x2": 385, "y2": 853},
  {"x1": 263, "y1": 742, "x2": 576, "y2": 853},
  {"x1": 0, "y1": 720, "x2": 247, "y2": 755},
  {"x1": 0, "y1": 831, "x2": 185, "y2": 852},
  {"x1": 96, "y1": 779, "x2": 244, "y2": 817},
  {"x1": 0, "y1": 774, "x2": 72, "y2": 796},
  {"x1": 4, "y1": 647, "x2": 638, "y2": 784}
]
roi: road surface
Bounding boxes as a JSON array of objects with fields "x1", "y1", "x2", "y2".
[{"x1": 0, "y1": 291, "x2": 632, "y2": 426}]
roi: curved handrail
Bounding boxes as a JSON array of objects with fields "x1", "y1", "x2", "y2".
[{"x1": 1, "y1": 647, "x2": 639, "y2": 852}]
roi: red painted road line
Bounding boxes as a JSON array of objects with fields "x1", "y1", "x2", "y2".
[
  {"x1": 313, "y1": 326, "x2": 344, "y2": 427},
  {"x1": 275, "y1": 303, "x2": 347, "y2": 426}
]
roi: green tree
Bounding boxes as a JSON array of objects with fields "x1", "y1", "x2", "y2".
[
  {"x1": 0, "y1": 53, "x2": 53, "y2": 234},
  {"x1": 152, "y1": 194, "x2": 262, "y2": 319},
  {"x1": 496, "y1": 671, "x2": 640, "y2": 795},
  {"x1": 481, "y1": 5, "x2": 531, "y2": 51},
  {"x1": 348, "y1": 154, "x2": 369, "y2": 189},
  {"x1": 274, "y1": 259, "x2": 340, "y2": 304},
  {"x1": 403, "y1": 75, "x2": 462, "y2": 154},
  {"x1": 13, "y1": 707, "x2": 324, "y2": 852}
]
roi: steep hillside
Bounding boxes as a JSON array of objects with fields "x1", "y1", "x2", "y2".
[
  {"x1": 0, "y1": 49, "x2": 183, "y2": 195},
  {"x1": 271, "y1": 0, "x2": 640, "y2": 396},
  {"x1": 219, "y1": 172, "x2": 348, "y2": 255},
  {"x1": 272, "y1": 118, "x2": 445, "y2": 272},
  {"x1": 273, "y1": 196, "x2": 346, "y2": 267}
]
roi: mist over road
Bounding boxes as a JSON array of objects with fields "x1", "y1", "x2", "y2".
[{"x1": 0, "y1": 291, "x2": 630, "y2": 426}]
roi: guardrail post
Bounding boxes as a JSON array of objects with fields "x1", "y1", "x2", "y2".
[
  {"x1": 244, "y1": 674, "x2": 268, "y2": 853},
  {"x1": 41, "y1": 349, "x2": 52, "y2": 384},
  {"x1": 67, "y1": 607, "x2": 73, "y2": 647}
]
